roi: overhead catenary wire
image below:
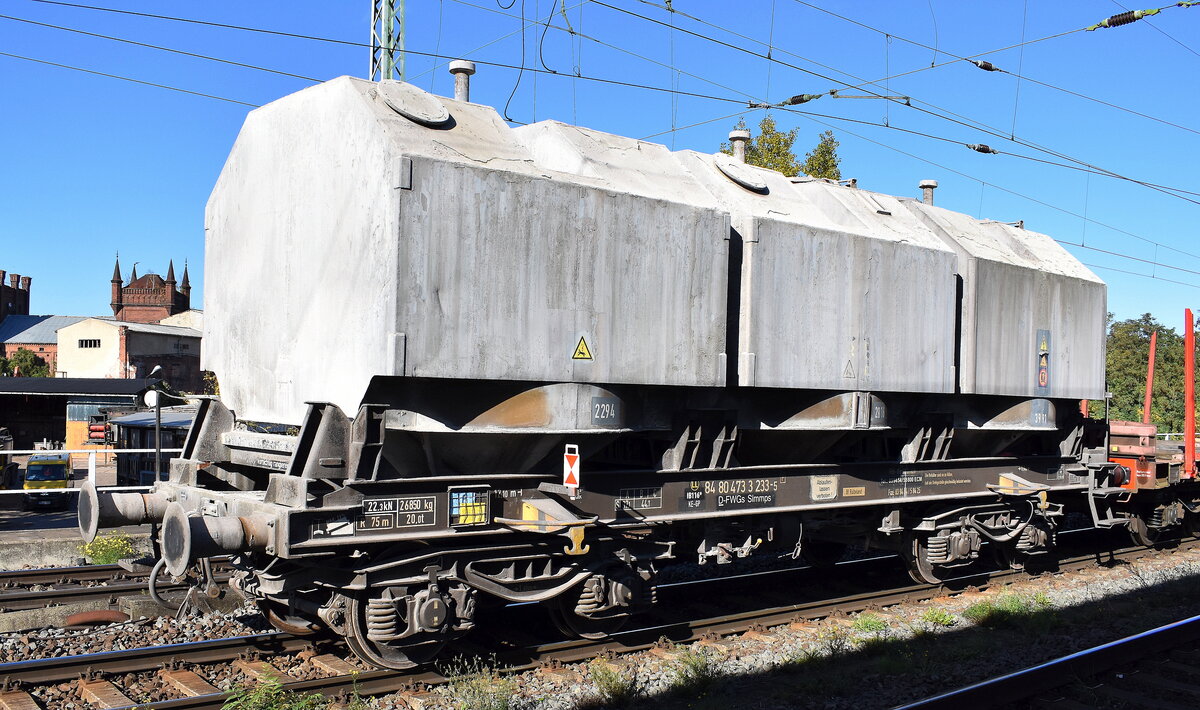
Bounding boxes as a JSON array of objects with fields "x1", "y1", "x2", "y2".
[
  {"x1": 1081, "y1": 262, "x2": 1200, "y2": 290},
  {"x1": 1113, "y1": 0, "x2": 1200, "y2": 58},
  {"x1": 6, "y1": 8, "x2": 754, "y2": 110},
  {"x1": 30, "y1": 0, "x2": 1198, "y2": 203},
  {"x1": 632, "y1": 0, "x2": 1087, "y2": 99},
  {"x1": 792, "y1": 0, "x2": 1200, "y2": 139},
  {"x1": 17, "y1": 0, "x2": 760, "y2": 110},
  {"x1": 587, "y1": 0, "x2": 1200, "y2": 207},
  {"x1": 443, "y1": 0, "x2": 765, "y2": 104},
  {"x1": 0, "y1": 50, "x2": 259, "y2": 106},
  {"x1": 639, "y1": 109, "x2": 756, "y2": 140},
  {"x1": 769, "y1": 106, "x2": 1200, "y2": 262},
  {"x1": 0, "y1": 13, "x2": 322, "y2": 82},
  {"x1": 767, "y1": 105, "x2": 1200, "y2": 198},
  {"x1": 29, "y1": 5, "x2": 1195, "y2": 201},
  {"x1": 14, "y1": 2, "x2": 1199, "y2": 203},
  {"x1": 16, "y1": 0, "x2": 1200, "y2": 266}
]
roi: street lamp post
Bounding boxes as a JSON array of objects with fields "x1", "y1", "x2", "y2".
[{"x1": 147, "y1": 365, "x2": 163, "y2": 480}]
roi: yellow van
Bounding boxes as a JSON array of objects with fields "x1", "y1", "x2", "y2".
[{"x1": 23, "y1": 453, "x2": 71, "y2": 510}]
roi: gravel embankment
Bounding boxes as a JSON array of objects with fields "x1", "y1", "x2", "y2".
[
  {"x1": 7, "y1": 539, "x2": 1200, "y2": 710},
  {"x1": 359, "y1": 542, "x2": 1200, "y2": 710}
]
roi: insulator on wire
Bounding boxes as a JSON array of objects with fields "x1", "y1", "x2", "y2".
[
  {"x1": 967, "y1": 144, "x2": 1000, "y2": 155},
  {"x1": 747, "y1": 101, "x2": 771, "y2": 109},
  {"x1": 1087, "y1": 7, "x2": 1160, "y2": 30},
  {"x1": 971, "y1": 60, "x2": 1001, "y2": 72},
  {"x1": 780, "y1": 93, "x2": 824, "y2": 106}
]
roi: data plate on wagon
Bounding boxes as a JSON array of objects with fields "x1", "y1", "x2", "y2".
[{"x1": 356, "y1": 495, "x2": 437, "y2": 532}]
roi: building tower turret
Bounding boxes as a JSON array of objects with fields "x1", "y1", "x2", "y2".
[
  {"x1": 180, "y1": 261, "x2": 192, "y2": 303},
  {"x1": 110, "y1": 255, "x2": 123, "y2": 316}
]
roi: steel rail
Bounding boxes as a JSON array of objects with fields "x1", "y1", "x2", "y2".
[
  {"x1": 0, "y1": 575, "x2": 231, "y2": 612},
  {"x1": 892, "y1": 614, "x2": 1200, "y2": 709},
  {"x1": 0, "y1": 563, "x2": 131, "y2": 586},
  {"x1": 0, "y1": 561, "x2": 232, "y2": 612},
  {"x1": 130, "y1": 539, "x2": 1199, "y2": 709},
  {"x1": 0, "y1": 633, "x2": 308, "y2": 684},
  {"x1": 1, "y1": 538, "x2": 1191, "y2": 708}
]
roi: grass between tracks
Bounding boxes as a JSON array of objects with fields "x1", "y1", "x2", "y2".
[{"x1": 77, "y1": 532, "x2": 135, "y2": 565}]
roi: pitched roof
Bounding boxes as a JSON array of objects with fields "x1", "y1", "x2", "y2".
[
  {"x1": 110, "y1": 407, "x2": 196, "y2": 428},
  {"x1": 0, "y1": 315, "x2": 89, "y2": 344},
  {"x1": 74, "y1": 318, "x2": 201, "y2": 338},
  {"x1": 0, "y1": 377, "x2": 153, "y2": 396}
]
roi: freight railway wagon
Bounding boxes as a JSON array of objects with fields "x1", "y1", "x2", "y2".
[{"x1": 79, "y1": 76, "x2": 1193, "y2": 669}]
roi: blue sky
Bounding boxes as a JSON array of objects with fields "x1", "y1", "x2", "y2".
[{"x1": 2, "y1": 1, "x2": 1198, "y2": 330}]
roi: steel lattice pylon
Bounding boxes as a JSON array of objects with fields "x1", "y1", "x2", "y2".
[{"x1": 370, "y1": 0, "x2": 405, "y2": 81}]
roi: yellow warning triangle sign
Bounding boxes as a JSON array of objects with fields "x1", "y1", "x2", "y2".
[{"x1": 572, "y1": 337, "x2": 593, "y2": 360}]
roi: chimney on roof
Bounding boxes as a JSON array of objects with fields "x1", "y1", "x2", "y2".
[
  {"x1": 0, "y1": 271, "x2": 6, "y2": 287},
  {"x1": 449, "y1": 60, "x2": 476, "y2": 102},
  {"x1": 19, "y1": 276, "x2": 30, "y2": 291},
  {"x1": 729, "y1": 129, "x2": 751, "y2": 163},
  {"x1": 8, "y1": 274, "x2": 18, "y2": 289},
  {"x1": 919, "y1": 179, "x2": 938, "y2": 205}
]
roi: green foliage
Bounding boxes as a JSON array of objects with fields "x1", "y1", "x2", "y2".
[
  {"x1": 438, "y1": 657, "x2": 515, "y2": 710},
  {"x1": 919, "y1": 607, "x2": 957, "y2": 627},
  {"x1": 669, "y1": 647, "x2": 720, "y2": 695},
  {"x1": 801, "y1": 130, "x2": 842, "y2": 180},
  {"x1": 850, "y1": 612, "x2": 888, "y2": 633},
  {"x1": 78, "y1": 533, "x2": 136, "y2": 565},
  {"x1": 1, "y1": 348, "x2": 50, "y2": 377},
  {"x1": 588, "y1": 660, "x2": 640, "y2": 706},
  {"x1": 719, "y1": 115, "x2": 802, "y2": 177},
  {"x1": 814, "y1": 625, "x2": 855, "y2": 657},
  {"x1": 202, "y1": 370, "x2": 221, "y2": 396},
  {"x1": 962, "y1": 592, "x2": 1051, "y2": 629},
  {"x1": 719, "y1": 117, "x2": 842, "y2": 180},
  {"x1": 1095, "y1": 313, "x2": 1198, "y2": 434},
  {"x1": 222, "y1": 681, "x2": 326, "y2": 710}
]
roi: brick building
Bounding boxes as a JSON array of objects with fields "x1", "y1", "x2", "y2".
[
  {"x1": 0, "y1": 269, "x2": 31, "y2": 323},
  {"x1": 56, "y1": 317, "x2": 203, "y2": 393},
  {"x1": 0, "y1": 315, "x2": 87, "y2": 373},
  {"x1": 110, "y1": 257, "x2": 191, "y2": 324}
]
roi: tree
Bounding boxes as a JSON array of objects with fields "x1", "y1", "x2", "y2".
[
  {"x1": 2, "y1": 348, "x2": 51, "y2": 377},
  {"x1": 720, "y1": 117, "x2": 842, "y2": 180},
  {"x1": 1094, "y1": 313, "x2": 1197, "y2": 434},
  {"x1": 802, "y1": 130, "x2": 842, "y2": 180},
  {"x1": 719, "y1": 115, "x2": 802, "y2": 177}
]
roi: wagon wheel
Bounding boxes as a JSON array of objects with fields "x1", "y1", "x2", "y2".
[
  {"x1": 1185, "y1": 511, "x2": 1200, "y2": 539},
  {"x1": 801, "y1": 540, "x2": 848, "y2": 569},
  {"x1": 1128, "y1": 512, "x2": 1165, "y2": 548},
  {"x1": 544, "y1": 572, "x2": 632, "y2": 640},
  {"x1": 545, "y1": 595, "x2": 629, "y2": 640},
  {"x1": 341, "y1": 592, "x2": 445, "y2": 670},
  {"x1": 255, "y1": 599, "x2": 319, "y2": 635},
  {"x1": 990, "y1": 542, "x2": 1026, "y2": 572},
  {"x1": 902, "y1": 533, "x2": 947, "y2": 586}
]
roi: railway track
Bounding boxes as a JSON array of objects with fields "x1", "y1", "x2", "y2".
[
  {"x1": 895, "y1": 613, "x2": 1200, "y2": 709},
  {"x1": 0, "y1": 537, "x2": 1188, "y2": 710},
  {"x1": 0, "y1": 563, "x2": 230, "y2": 613}
]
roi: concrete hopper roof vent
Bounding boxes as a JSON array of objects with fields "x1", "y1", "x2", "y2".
[
  {"x1": 375, "y1": 80, "x2": 452, "y2": 127},
  {"x1": 713, "y1": 153, "x2": 768, "y2": 193}
]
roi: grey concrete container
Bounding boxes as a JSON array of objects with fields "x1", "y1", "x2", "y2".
[
  {"x1": 672, "y1": 152, "x2": 960, "y2": 394},
  {"x1": 511, "y1": 122, "x2": 962, "y2": 395},
  {"x1": 205, "y1": 78, "x2": 729, "y2": 425},
  {"x1": 901, "y1": 202, "x2": 1106, "y2": 400}
]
